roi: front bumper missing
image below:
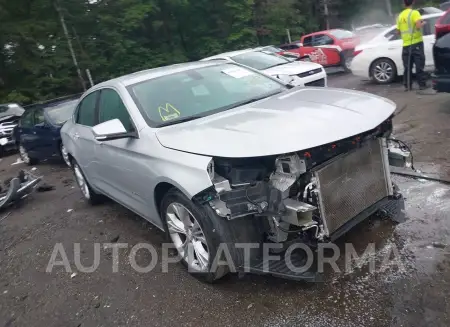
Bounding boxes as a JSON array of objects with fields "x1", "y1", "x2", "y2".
[{"x1": 239, "y1": 194, "x2": 405, "y2": 282}]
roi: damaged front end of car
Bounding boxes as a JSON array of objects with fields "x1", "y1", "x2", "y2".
[{"x1": 194, "y1": 115, "x2": 406, "y2": 281}]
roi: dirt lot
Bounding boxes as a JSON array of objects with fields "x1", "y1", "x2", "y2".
[{"x1": 1, "y1": 76, "x2": 450, "y2": 327}]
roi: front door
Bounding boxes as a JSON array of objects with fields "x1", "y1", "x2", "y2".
[
  {"x1": 93, "y1": 88, "x2": 151, "y2": 220},
  {"x1": 17, "y1": 110, "x2": 36, "y2": 154},
  {"x1": 32, "y1": 109, "x2": 55, "y2": 158}
]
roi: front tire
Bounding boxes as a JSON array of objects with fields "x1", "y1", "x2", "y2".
[
  {"x1": 19, "y1": 145, "x2": 38, "y2": 165},
  {"x1": 370, "y1": 58, "x2": 397, "y2": 84},
  {"x1": 72, "y1": 160, "x2": 104, "y2": 205},
  {"x1": 161, "y1": 189, "x2": 232, "y2": 283}
]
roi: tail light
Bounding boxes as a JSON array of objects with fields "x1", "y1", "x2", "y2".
[
  {"x1": 436, "y1": 9, "x2": 450, "y2": 39},
  {"x1": 353, "y1": 49, "x2": 363, "y2": 57}
]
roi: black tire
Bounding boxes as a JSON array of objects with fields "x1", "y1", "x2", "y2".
[
  {"x1": 72, "y1": 160, "x2": 105, "y2": 205},
  {"x1": 60, "y1": 142, "x2": 71, "y2": 167},
  {"x1": 370, "y1": 58, "x2": 397, "y2": 84},
  {"x1": 340, "y1": 50, "x2": 353, "y2": 73},
  {"x1": 18, "y1": 144, "x2": 38, "y2": 165},
  {"x1": 160, "y1": 188, "x2": 261, "y2": 283}
]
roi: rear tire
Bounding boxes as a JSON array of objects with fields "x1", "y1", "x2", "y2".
[
  {"x1": 341, "y1": 51, "x2": 353, "y2": 73},
  {"x1": 370, "y1": 58, "x2": 397, "y2": 84},
  {"x1": 60, "y1": 143, "x2": 71, "y2": 167},
  {"x1": 72, "y1": 160, "x2": 104, "y2": 205}
]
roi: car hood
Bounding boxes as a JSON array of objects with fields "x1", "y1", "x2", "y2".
[
  {"x1": 155, "y1": 87, "x2": 396, "y2": 158},
  {"x1": 261, "y1": 61, "x2": 323, "y2": 76}
]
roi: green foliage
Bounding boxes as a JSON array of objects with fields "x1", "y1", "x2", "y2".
[{"x1": 1, "y1": 0, "x2": 435, "y2": 104}]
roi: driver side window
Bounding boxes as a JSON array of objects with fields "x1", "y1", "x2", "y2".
[
  {"x1": 20, "y1": 110, "x2": 34, "y2": 128},
  {"x1": 98, "y1": 88, "x2": 134, "y2": 133},
  {"x1": 313, "y1": 34, "x2": 334, "y2": 46}
]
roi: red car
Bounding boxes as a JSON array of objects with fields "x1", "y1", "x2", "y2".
[
  {"x1": 278, "y1": 42, "x2": 342, "y2": 68},
  {"x1": 299, "y1": 29, "x2": 361, "y2": 72}
]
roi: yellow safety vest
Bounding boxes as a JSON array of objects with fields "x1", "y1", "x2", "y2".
[{"x1": 397, "y1": 8, "x2": 423, "y2": 46}]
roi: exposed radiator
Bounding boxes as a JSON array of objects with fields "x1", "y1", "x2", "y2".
[{"x1": 313, "y1": 138, "x2": 391, "y2": 235}]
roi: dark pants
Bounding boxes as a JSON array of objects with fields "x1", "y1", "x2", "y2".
[{"x1": 402, "y1": 41, "x2": 426, "y2": 89}]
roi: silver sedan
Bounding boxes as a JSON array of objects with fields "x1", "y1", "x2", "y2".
[{"x1": 61, "y1": 60, "x2": 404, "y2": 282}]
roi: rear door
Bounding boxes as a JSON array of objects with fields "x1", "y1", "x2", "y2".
[{"x1": 73, "y1": 91, "x2": 100, "y2": 184}]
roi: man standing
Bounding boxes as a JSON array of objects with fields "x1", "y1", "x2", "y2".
[{"x1": 397, "y1": 0, "x2": 427, "y2": 91}]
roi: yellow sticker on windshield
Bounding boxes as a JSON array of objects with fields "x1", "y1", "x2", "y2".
[{"x1": 158, "y1": 103, "x2": 180, "y2": 121}]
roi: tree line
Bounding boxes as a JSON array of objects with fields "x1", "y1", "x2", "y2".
[{"x1": 0, "y1": 0, "x2": 440, "y2": 104}]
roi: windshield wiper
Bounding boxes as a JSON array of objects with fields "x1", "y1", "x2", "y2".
[
  {"x1": 223, "y1": 91, "x2": 282, "y2": 110},
  {"x1": 158, "y1": 115, "x2": 204, "y2": 127},
  {"x1": 265, "y1": 62, "x2": 287, "y2": 69}
]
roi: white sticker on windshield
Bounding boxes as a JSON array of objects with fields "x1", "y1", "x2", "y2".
[
  {"x1": 0, "y1": 138, "x2": 8, "y2": 146},
  {"x1": 222, "y1": 67, "x2": 254, "y2": 79}
]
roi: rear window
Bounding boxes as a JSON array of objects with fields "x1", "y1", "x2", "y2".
[
  {"x1": 329, "y1": 29, "x2": 355, "y2": 39},
  {"x1": 47, "y1": 100, "x2": 78, "y2": 125},
  {"x1": 439, "y1": 10, "x2": 450, "y2": 24}
]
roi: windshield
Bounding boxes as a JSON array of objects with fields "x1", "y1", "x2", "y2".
[
  {"x1": 231, "y1": 51, "x2": 289, "y2": 70},
  {"x1": 46, "y1": 100, "x2": 78, "y2": 125},
  {"x1": 329, "y1": 29, "x2": 355, "y2": 39},
  {"x1": 261, "y1": 46, "x2": 283, "y2": 53},
  {"x1": 127, "y1": 63, "x2": 286, "y2": 127}
]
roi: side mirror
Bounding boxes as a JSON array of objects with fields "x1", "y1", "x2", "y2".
[{"x1": 92, "y1": 119, "x2": 135, "y2": 141}]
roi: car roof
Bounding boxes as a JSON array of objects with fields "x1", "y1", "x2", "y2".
[
  {"x1": 303, "y1": 28, "x2": 350, "y2": 37},
  {"x1": 377, "y1": 12, "x2": 444, "y2": 35},
  {"x1": 201, "y1": 48, "x2": 256, "y2": 61},
  {"x1": 89, "y1": 60, "x2": 234, "y2": 89}
]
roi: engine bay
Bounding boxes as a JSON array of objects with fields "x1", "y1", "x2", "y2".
[{"x1": 195, "y1": 116, "x2": 401, "y2": 246}]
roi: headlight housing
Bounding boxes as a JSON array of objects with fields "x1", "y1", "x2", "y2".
[{"x1": 275, "y1": 74, "x2": 302, "y2": 86}]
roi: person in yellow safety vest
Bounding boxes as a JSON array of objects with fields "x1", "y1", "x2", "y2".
[{"x1": 397, "y1": 0, "x2": 428, "y2": 91}]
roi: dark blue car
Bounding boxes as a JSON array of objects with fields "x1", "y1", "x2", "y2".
[{"x1": 14, "y1": 98, "x2": 79, "y2": 166}]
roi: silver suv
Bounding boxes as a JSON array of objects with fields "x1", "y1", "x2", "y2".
[{"x1": 61, "y1": 60, "x2": 405, "y2": 282}]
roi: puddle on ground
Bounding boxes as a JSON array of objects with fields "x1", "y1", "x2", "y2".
[{"x1": 257, "y1": 175, "x2": 450, "y2": 327}]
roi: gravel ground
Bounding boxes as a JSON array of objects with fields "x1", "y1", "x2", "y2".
[{"x1": 0, "y1": 74, "x2": 450, "y2": 327}]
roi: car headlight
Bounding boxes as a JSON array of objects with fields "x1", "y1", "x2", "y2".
[
  {"x1": 275, "y1": 74, "x2": 302, "y2": 86},
  {"x1": 207, "y1": 160, "x2": 215, "y2": 181}
]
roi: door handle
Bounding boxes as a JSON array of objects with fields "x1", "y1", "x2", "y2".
[{"x1": 73, "y1": 133, "x2": 80, "y2": 139}]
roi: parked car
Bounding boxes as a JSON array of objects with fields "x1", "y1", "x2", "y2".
[
  {"x1": 14, "y1": 97, "x2": 79, "y2": 166},
  {"x1": 441, "y1": 2, "x2": 450, "y2": 11},
  {"x1": 201, "y1": 49, "x2": 327, "y2": 87},
  {"x1": 432, "y1": 8, "x2": 450, "y2": 92},
  {"x1": 300, "y1": 29, "x2": 361, "y2": 72},
  {"x1": 0, "y1": 103, "x2": 24, "y2": 157},
  {"x1": 351, "y1": 12, "x2": 444, "y2": 84},
  {"x1": 61, "y1": 61, "x2": 405, "y2": 282},
  {"x1": 278, "y1": 42, "x2": 342, "y2": 66}
]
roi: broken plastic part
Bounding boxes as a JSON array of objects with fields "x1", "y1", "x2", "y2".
[{"x1": 281, "y1": 198, "x2": 317, "y2": 227}]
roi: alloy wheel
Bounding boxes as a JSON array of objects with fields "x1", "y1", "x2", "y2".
[
  {"x1": 74, "y1": 164, "x2": 91, "y2": 200},
  {"x1": 166, "y1": 202, "x2": 209, "y2": 272},
  {"x1": 373, "y1": 61, "x2": 393, "y2": 83},
  {"x1": 19, "y1": 145, "x2": 30, "y2": 164}
]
